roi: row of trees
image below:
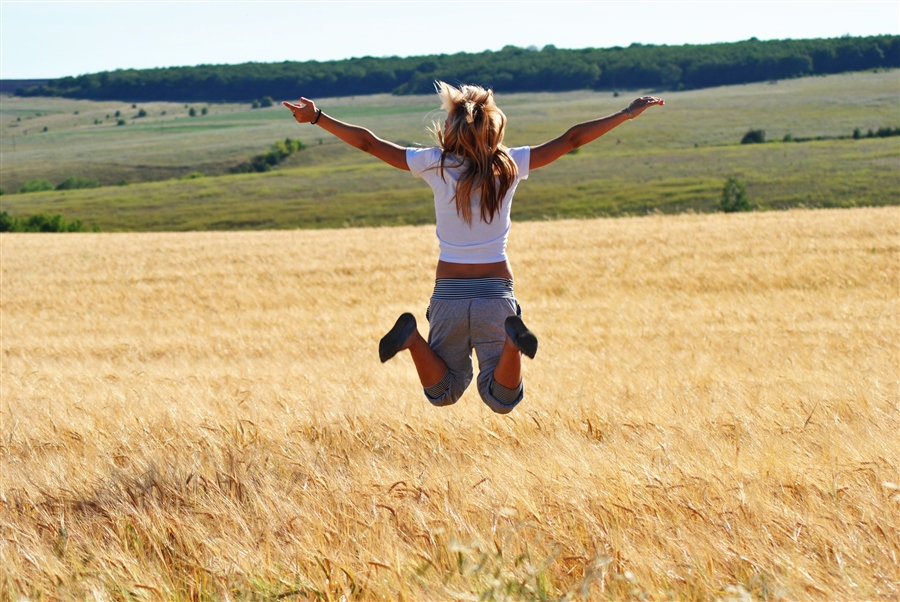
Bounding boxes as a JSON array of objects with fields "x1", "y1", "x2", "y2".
[{"x1": 16, "y1": 36, "x2": 899, "y2": 103}]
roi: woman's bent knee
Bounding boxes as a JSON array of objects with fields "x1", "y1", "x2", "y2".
[
  {"x1": 424, "y1": 371, "x2": 467, "y2": 407},
  {"x1": 481, "y1": 379, "x2": 524, "y2": 414}
]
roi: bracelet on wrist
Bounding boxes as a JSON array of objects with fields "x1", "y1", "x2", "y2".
[
  {"x1": 625, "y1": 106, "x2": 634, "y2": 119},
  {"x1": 311, "y1": 108, "x2": 322, "y2": 125}
]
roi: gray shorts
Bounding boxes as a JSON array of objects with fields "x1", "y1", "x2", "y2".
[{"x1": 425, "y1": 295, "x2": 524, "y2": 413}]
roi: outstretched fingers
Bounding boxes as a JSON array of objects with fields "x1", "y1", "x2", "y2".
[
  {"x1": 629, "y1": 95, "x2": 665, "y2": 118},
  {"x1": 282, "y1": 97, "x2": 317, "y2": 123}
]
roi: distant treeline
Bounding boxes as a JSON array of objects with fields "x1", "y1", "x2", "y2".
[{"x1": 15, "y1": 36, "x2": 900, "y2": 103}]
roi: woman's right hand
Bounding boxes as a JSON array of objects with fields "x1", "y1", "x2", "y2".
[
  {"x1": 283, "y1": 97, "x2": 318, "y2": 123},
  {"x1": 628, "y1": 96, "x2": 665, "y2": 118},
  {"x1": 282, "y1": 97, "x2": 410, "y2": 170}
]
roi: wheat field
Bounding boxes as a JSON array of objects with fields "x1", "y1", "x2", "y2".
[{"x1": 1, "y1": 207, "x2": 898, "y2": 600}]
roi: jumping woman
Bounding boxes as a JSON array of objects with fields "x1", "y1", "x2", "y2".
[{"x1": 284, "y1": 83, "x2": 663, "y2": 414}]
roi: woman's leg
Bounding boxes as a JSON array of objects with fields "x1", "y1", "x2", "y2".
[
  {"x1": 492, "y1": 335, "x2": 523, "y2": 390},
  {"x1": 471, "y1": 299, "x2": 533, "y2": 413},
  {"x1": 380, "y1": 313, "x2": 448, "y2": 388},
  {"x1": 492, "y1": 313, "x2": 537, "y2": 389},
  {"x1": 405, "y1": 329, "x2": 449, "y2": 388}
]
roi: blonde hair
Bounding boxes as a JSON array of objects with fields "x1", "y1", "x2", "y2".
[{"x1": 431, "y1": 81, "x2": 518, "y2": 225}]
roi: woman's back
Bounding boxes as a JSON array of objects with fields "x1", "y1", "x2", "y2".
[{"x1": 407, "y1": 146, "x2": 530, "y2": 265}]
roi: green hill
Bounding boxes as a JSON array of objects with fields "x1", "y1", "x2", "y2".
[{"x1": 1, "y1": 71, "x2": 897, "y2": 231}]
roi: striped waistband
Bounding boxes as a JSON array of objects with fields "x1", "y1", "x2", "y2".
[{"x1": 431, "y1": 278, "x2": 515, "y2": 300}]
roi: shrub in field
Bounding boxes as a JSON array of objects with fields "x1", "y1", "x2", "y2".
[
  {"x1": 230, "y1": 138, "x2": 306, "y2": 173},
  {"x1": 56, "y1": 176, "x2": 100, "y2": 191},
  {"x1": 874, "y1": 126, "x2": 900, "y2": 137},
  {"x1": 0, "y1": 211, "x2": 93, "y2": 232},
  {"x1": 116, "y1": 119, "x2": 126, "y2": 126},
  {"x1": 189, "y1": 107, "x2": 197, "y2": 117},
  {"x1": 259, "y1": 96, "x2": 275, "y2": 108},
  {"x1": 28, "y1": 213, "x2": 73, "y2": 232},
  {"x1": 136, "y1": 108, "x2": 147, "y2": 118},
  {"x1": 856, "y1": 127, "x2": 900, "y2": 139},
  {"x1": 18, "y1": 179, "x2": 54, "y2": 194},
  {"x1": 273, "y1": 137, "x2": 305, "y2": 156},
  {"x1": 721, "y1": 177, "x2": 750, "y2": 212},
  {"x1": 741, "y1": 129, "x2": 766, "y2": 144}
]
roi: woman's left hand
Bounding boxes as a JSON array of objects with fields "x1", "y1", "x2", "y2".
[
  {"x1": 628, "y1": 96, "x2": 665, "y2": 118},
  {"x1": 283, "y1": 97, "x2": 318, "y2": 123}
]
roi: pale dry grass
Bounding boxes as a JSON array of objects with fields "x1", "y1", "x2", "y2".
[{"x1": 1, "y1": 207, "x2": 898, "y2": 600}]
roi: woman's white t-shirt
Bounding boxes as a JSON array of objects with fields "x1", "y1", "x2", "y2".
[{"x1": 406, "y1": 146, "x2": 530, "y2": 264}]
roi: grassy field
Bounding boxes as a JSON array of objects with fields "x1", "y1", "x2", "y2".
[
  {"x1": 1, "y1": 206, "x2": 897, "y2": 600},
  {"x1": 1, "y1": 70, "x2": 897, "y2": 230}
]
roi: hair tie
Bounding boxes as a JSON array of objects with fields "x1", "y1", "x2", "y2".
[{"x1": 464, "y1": 101, "x2": 475, "y2": 124}]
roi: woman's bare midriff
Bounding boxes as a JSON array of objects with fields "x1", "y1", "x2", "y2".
[{"x1": 435, "y1": 260, "x2": 514, "y2": 280}]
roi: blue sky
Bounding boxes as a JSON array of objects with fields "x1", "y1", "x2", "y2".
[{"x1": 2, "y1": 1, "x2": 898, "y2": 79}]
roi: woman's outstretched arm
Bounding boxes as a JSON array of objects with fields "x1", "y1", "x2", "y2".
[
  {"x1": 529, "y1": 96, "x2": 664, "y2": 170},
  {"x1": 283, "y1": 97, "x2": 410, "y2": 171}
]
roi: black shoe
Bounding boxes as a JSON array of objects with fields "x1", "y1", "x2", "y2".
[
  {"x1": 505, "y1": 315, "x2": 538, "y2": 359},
  {"x1": 379, "y1": 313, "x2": 417, "y2": 363}
]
